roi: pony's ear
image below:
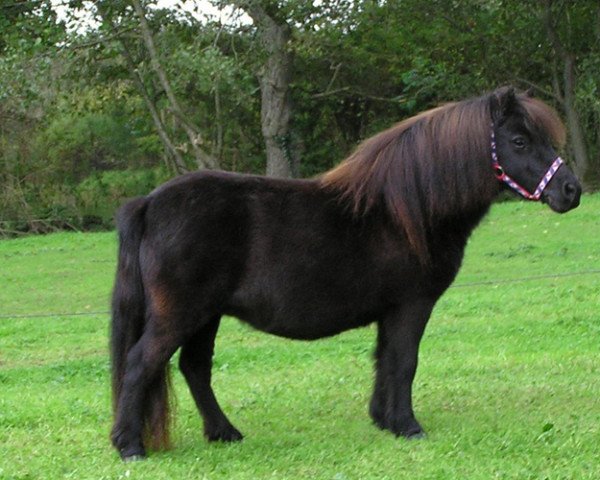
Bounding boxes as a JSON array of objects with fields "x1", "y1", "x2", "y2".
[
  {"x1": 525, "y1": 87, "x2": 535, "y2": 98},
  {"x1": 490, "y1": 86, "x2": 517, "y2": 122}
]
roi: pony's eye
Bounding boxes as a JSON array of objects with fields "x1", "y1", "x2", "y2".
[{"x1": 513, "y1": 136, "x2": 526, "y2": 149}]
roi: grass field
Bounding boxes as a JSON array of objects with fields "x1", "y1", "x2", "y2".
[{"x1": 1, "y1": 195, "x2": 599, "y2": 479}]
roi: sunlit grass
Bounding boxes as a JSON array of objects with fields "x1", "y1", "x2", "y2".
[{"x1": 1, "y1": 194, "x2": 599, "y2": 479}]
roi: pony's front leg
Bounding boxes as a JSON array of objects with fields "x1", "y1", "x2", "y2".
[{"x1": 370, "y1": 298, "x2": 434, "y2": 438}]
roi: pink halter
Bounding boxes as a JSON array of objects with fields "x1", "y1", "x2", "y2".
[{"x1": 490, "y1": 128, "x2": 563, "y2": 201}]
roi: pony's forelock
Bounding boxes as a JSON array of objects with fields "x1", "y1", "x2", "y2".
[{"x1": 520, "y1": 95, "x2": 566, "y2": 148}]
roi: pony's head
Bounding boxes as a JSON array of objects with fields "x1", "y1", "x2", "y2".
[
  {"x1": 490, "y1": 87, "x2": 581, "y2": 212},
  {"x1": 321, "y1": 87, "x2": 582, "y2": 261}
]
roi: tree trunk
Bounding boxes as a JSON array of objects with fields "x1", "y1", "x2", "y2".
[
  {"x1": 96, "y1": 4, "x2": 188, "y2": 174},
  {"x1": 131, "y1": 0, "x2": 218, "y2": 170},
  {"x1": 213, "y1": 85, "x2": 224, "y2": 161},
  {"x1": 235, "y1": 1, "x2": 296, "y2": 178},
  {"x1": 562, "y1": 54, "x2": 589, "y2": 182},
  {"x1": 543, "y1": 0, "x2": 590, "y2": 188},
  {"x1": 260, "y1": 21, "x2": 293, "y2": 178}
]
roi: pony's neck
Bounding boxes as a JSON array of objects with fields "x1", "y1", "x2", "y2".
[{"x1": 322, "y1": 97, "x2": 500, "y2": 263}]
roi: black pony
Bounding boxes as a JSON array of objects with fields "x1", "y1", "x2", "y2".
[{"x1": 110, "y1": 87, "x2": 581, "y2": 460}]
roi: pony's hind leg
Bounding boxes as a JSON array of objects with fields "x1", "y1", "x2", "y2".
[
  {"x1": 111, "y1": 325, "x2": 179, "y2": 460},
  {"x1": 179, "y1": 315, "x2": 243, "y2": 442}
]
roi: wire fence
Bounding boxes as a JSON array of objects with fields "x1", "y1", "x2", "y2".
[
  {"x1": 0, "y1": 218, "x2": 83, "y2": 238},
  {"x1": 449, "y1": 268, "x2": 600, "y2": 288},
  {"x1": 1, "y1": 269, "x2": 599, "y2": 321}
]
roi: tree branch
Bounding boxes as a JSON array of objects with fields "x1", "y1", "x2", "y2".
[
  {"x1": 514, "y1": 77, "x2": 564, "y2": 105},
  {"x1": 95, "y1": 2, "x2": 188, "y2": 173},
  {"x1": 543, "y1": 0, "x2": 566, "y2": 58},
  {"x1": 311, "y1": 86, "x2": 350, "y2": 99},
  {"x1": 131, "y1": 0, "x2": 218, "y2": 169},
  {"x1": 58, "y1": 27, "x2": 136, "y2": 51},
  {"x1": 119, "y1": 39, "x2": 189, "y2": 174},
  {"x1": 325, "y1": 62, "x2": 342, "y2": 93}
]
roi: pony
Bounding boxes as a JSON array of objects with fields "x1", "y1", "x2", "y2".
[{"x1": 110, "y1": 87, "x2": 581, "y2": 460}]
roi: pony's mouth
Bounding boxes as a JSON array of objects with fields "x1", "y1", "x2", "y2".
[{"x1": 541, "y1": 187, "x2": 581, "y2": 213}]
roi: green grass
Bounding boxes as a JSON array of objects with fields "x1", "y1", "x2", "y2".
[{"x1": 1, "y1": 195, "x2": 599, "y2": 479}]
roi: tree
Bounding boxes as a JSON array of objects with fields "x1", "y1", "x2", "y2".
[
  {"x1": 131, "y1": 0, "x2": 218, "y2": 171},
  {"x1": 0, "y1": 0, "x2": 67, "y2": 229},
  {"x1": 226, "y1": 0, "x2": 296, "y2": 177},
  {"x1": 2, "y1": 0, "x2": 600, "y2": 235},
  {"x1": 87, "y1": 0, "x2": 220, "y2": 173},
  {"x1": 542, "y1": 0, "x2": 596, "y2": 189}
]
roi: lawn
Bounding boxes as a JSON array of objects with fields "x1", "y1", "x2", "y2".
[{"x1": 1, "y1": 195, "x2": 599, "y2": 479}]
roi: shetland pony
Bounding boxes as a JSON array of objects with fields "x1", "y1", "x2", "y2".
[{"x1": 110, "y1": 87, "x2": 581, "y2": 460}]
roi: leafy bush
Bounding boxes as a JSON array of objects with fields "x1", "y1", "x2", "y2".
[
  {"x1": 75, "y1": 168, "x2": 172, "y2": 224},
  {"x1": 0, "y1": 168, "x2": 173, "y2": 237},
  {"x1": 31, "y1": 113, "x2": 141, "y2": 183}
]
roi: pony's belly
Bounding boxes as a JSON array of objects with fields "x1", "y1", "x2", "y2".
[
  {"x1": 224, "y1": 301, "x2": 375, "y2": 340},
  {"x1": 225, "y1": 264, "x2": 389, "y2": 340}
]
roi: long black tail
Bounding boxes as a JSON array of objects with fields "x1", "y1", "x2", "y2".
[{"x1": 110, "y1": 196, "x2": 172, "y2": 451}]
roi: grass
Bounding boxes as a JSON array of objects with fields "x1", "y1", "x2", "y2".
[{"x1": 1, "y1": 194, "x2": 599, "y2": 479}]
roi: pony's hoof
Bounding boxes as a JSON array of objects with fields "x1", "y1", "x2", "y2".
[
  {"x1": 390, "y1": 416, "x2": 425, "y2": 439},
  {"x1": 406, "y1": 430, "x2": 426, "y2": 440},
  {"x1": 206, "y1": 424, "x2": 244, "y2": 443},
  {"x1": 118, "y1": 444, "x2": 146, "y2": 462},
  {"x1": 123, "y1": 454, "x2": 146, "y2": 462}
]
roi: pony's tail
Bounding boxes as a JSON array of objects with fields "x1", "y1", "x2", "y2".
[{"x1": 110, "y1": 196, "x2": 172, "y2": 451}]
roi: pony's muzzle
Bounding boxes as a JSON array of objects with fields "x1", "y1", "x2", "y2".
[{"x1": 542, "y1": 177, "x2": 581, "y2": 213}]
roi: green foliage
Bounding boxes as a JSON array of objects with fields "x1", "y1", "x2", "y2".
[
  {"x1": 0, "y1": 167, "x2": 172, "y2": 236},
  {"x1": 575, "y1": 55, "x2": 600, "y2": 188},
  {"x1": 1, "y1": 0, "x2": 600, "y2": 233},
  {"x1": 0, "y1": 0, "x2": 64, "y2": 56},
  {"x1": 33, "y1": 113, "x2": 137, "y2": 181},
  {"x1": 1, "y1": 194, "x2": 599, "y2": 478},
  {"x1": 75, "y1": 168, "x2": 171, "y2": 220}
]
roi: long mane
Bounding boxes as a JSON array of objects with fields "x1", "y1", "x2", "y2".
[{"x1": 320, "y1": 89, "x2": 566, "y2": 262}]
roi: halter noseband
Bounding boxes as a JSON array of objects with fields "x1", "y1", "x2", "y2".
[{"x1": 490, "y1": 127, "x2": 563, "y2": 201}]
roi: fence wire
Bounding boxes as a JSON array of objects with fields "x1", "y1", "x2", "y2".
[{"x1": 1, "y1": 269, "x2": 599, "y2": 321}]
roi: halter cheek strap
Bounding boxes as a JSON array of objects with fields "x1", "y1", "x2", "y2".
[{"x1": 490, "y1": 128, "x2": 563, "y2": 201}]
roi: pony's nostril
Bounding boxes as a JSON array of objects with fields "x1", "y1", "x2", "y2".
[{"x1": 562, "y1": 182, "x2": 578, "y2": 200}]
